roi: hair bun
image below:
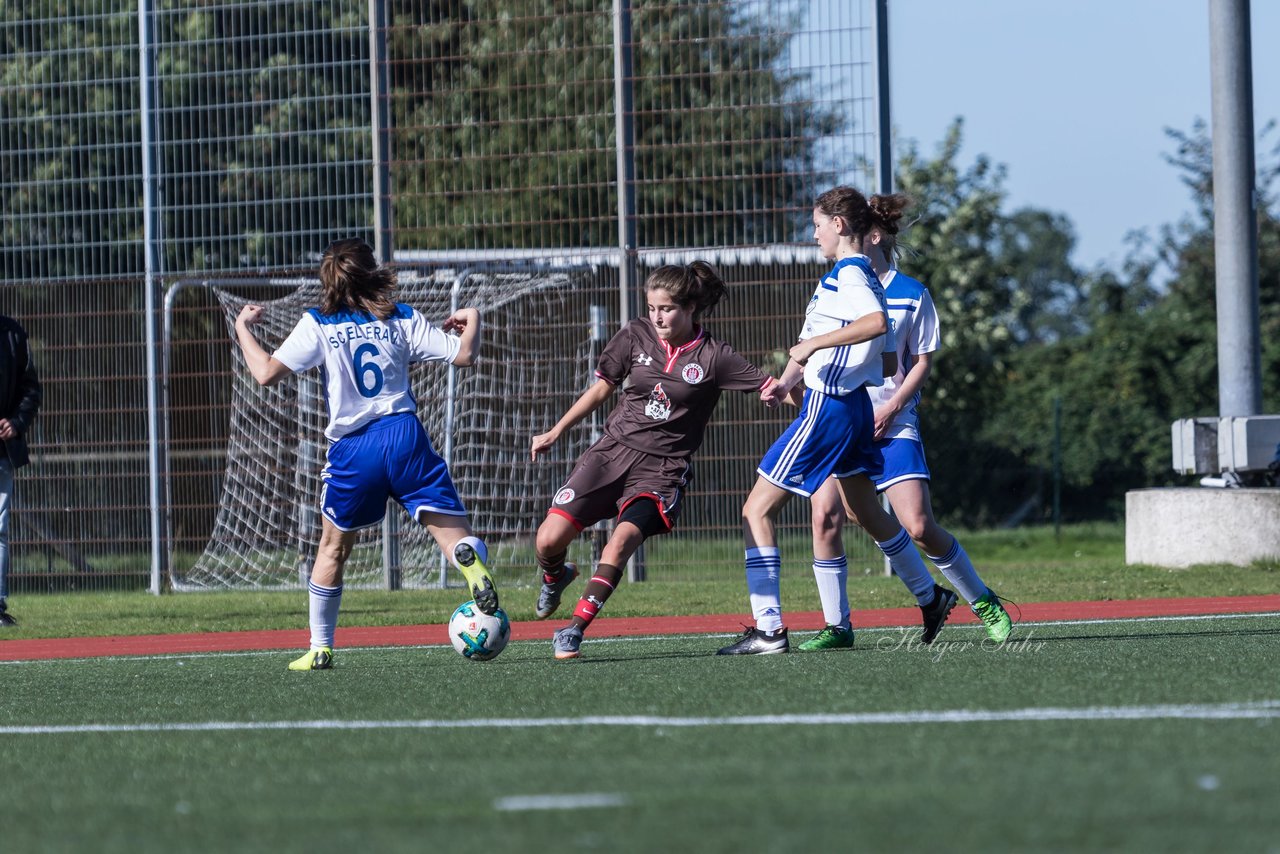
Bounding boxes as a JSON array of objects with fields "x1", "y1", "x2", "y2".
[{"x1": 868, "y1": 193, "x2": 910, "y2": 234}]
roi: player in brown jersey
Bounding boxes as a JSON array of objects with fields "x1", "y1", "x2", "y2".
[{"x1": 530, "y1": 261, "x2": 777, "y2": 659}]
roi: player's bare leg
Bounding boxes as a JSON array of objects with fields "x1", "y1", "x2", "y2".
[
  {"x1": 553, "y1": 520, "x2": 647, "y2": 659},
  {"x1": 290, "y1": 519, "x2": 354, "y2": 671},
  {"x1": 423, "y1": 512, "x2": 499, "y2": 615},
  {"x1": 799, "y1": 478, "x2": 854, "y2": 650},
  {"x1": 718, "y1": 478, "x2": 792, "y2": 655},
  {"x1": 886, "y1": 479, "x2": 1010, "y2": 641},
  {"x1": 534, "y1": 513, "x2": 581, "y2": 619}
]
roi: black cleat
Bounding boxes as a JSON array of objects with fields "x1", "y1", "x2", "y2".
[
  {"x1": 716, "y1": 626, "x2": 789, "y2": 655},
  {"x1": 919, "y1": 584, "x2": 958, "y2": 645}
]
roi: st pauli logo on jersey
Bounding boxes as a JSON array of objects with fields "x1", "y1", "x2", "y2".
[
  {"x1": 554, "y1": 487, "x2": 576, "y2": 505},
  {"x1": 681, "y1": 362, "x2": 705, "y2": 384},
  {"x1": 644, "y1": 383, "x2": 673, "y2": 421}
]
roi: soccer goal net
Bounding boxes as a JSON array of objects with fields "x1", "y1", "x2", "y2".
[{"x1": 173, "y1": 266, "x2": 605, "y2": 590}]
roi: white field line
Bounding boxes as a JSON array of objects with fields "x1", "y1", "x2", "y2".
[
  {"x1": 494, "y1": 793, "x2": 629, "y2": 811},
  {"x1": 1, "y1": 609, "x2": 1276, "y2": 668},
  {"x1": 4, "y1": 701, "x2": 1280, "y2": 736}
]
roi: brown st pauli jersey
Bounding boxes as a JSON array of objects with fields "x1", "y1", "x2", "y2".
[{"x1": 596, "y1": 319, "x2": 770, "y2": 459}]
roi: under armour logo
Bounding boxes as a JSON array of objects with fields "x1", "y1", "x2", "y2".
[{"x1": 635, "y1": 353, "x2": 653, "y2": 366}]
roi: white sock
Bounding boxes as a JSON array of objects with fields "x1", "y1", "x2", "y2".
[
  {"x1": 812, "y1": 555, "x2": 850, "y2": 629},
  {"x1": 308, "y1": 581, "x2": 343, "y2": 649},
  {"x1": 745, "y1": 546, "x2": 783, "y2": 633},
  {"x1": 876, "y1": 528, "x2": 935, "y2": 604},
  {"x1": 927, "y1": 537, "x2": 986, "y2": 604},
  {"x1": 453, "y1": 535, "x2": 490, "y2": 568}
]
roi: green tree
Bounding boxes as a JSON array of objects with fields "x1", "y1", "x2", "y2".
[
  {"x1": 389, "y1": 0, "x2": 841, "y2": 250},
  {"x1": 0, "y1": 4, "x2": 142, "y2": 281},
  {"x1": 154, "y1": 4, "x2": 372, "y2": 272},
  {"x1": 5, "y1": 0, "x2": 849, "y2": 276},
  {"x1": 989, "y1": 120, "x2": 1280, "y2": 517},
  {"x1": 1, "y1": 2, "x2": 373, "y2": 280},
  {"x1": 892, "y1": 119, "x2": 1084, "y2": 524}
]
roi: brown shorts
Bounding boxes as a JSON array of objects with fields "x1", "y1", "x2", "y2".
[{"x1": 546, "y1": 434, "x2": 691, "y2": 533}]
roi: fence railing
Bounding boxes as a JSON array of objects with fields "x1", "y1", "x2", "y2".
[{"x1": 0, "y1": 0, "x2": 884, "y2": 593}]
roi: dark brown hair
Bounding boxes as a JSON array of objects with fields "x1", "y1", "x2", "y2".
[
  {"x1": 319, "y1": 238, "x2": 398, "y2": 320},
  {"x1": 814, "y1": 186, "x2": 873, "y2": 237},
  {"x1": 868, "y1": 193, "x2": 912, "y2": 238},
  {"x1": 645, "y1": 261, "x2": 729, "y2": 321}
]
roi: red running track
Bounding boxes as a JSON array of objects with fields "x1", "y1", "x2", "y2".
[{"x1": 1, "y1": 594, "x2": 1277, "y2": 662}]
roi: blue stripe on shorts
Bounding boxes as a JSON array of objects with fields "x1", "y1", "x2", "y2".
[
  {"x1": 321, "y1": 412, "x2": 466, "y2": 531},
  {"x1": 757, "y1": 388, "x2": 882, "y2": 497}
]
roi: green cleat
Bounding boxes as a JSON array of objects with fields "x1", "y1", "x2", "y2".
[
  {"x1": 972, "y1": 590, "x2": 1012, "y2": 643},
  {"x1": 798, "y1": 624, "x2": 855, "y2": 651},
  {"x1": 454, "y1": 542, "x2": 499, "y2": 616},
  {"x1": 288, "y1": 647, "x2": 333, "y2": 671}
]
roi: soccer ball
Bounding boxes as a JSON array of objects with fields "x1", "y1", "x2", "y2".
[{"x1": 448, "y1": 600, "x2": 511, "y2": 661}]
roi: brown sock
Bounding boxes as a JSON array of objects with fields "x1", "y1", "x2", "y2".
[
  {"x1": 571, "y1": 563, "x2": 624, "y2": 630},
  {"x1": 537, "y1": 549, "x2": 568, "y2": 584}
]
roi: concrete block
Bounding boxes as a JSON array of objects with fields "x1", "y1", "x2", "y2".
[{"x1": 1126, "y1": 488, "x2": 1280, "y2": 567}]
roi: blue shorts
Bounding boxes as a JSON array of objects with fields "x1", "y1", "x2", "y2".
[
  {"x1": 873, "y1": 436, "x2": 931, "y2": 492},
  {"x1": 321, "y1": 412, "x2": 467, "y2": 531},
  {"x1": 757, "y1": 387, "x2": 882, "y2": 497}
]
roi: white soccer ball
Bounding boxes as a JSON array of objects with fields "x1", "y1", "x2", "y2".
[{"x1": 448, "y1": 600, "x2": 511, "y2": 661}]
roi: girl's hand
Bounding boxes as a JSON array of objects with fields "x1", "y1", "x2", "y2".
[
  {"x1": 873, "y1": 403, "x2": 900, "y2": 440},
  {"x1": 443, "y1": 307, "x2": 480, "y2": 334},
  {"x1": 760, "y1": 377, "x2": 787, "y2": 408},
  {"x1": 237, "y1": 305, "x2": 265, "y2": 328},
  {"x1": 789, "y1": 341, "x2": 816, "y2": 366},
  {"x1": 531, "y1": 430, "x2": 560, "y2": 460}
]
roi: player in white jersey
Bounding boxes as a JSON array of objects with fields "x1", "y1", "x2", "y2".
[
  {"x1": 799, "y1": 194, "x2": 1012, "y2": 651},
  {"x1": 718, "y1": 186, "x2": 951, "y2": 655},
  {"x1": 234, "y1": 238, "x2": 500, "y2": 671}
]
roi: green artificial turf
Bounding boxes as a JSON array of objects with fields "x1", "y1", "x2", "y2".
[
  {"x1": 2, "y1": 614, "x2": 1277, "y2": 852},
  {"x1": 0, "y1": 523, "x2": 1276, "y2": 639}
]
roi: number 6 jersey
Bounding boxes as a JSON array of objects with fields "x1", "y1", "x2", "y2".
[{"x1": 272, "y1": 304, "x2": 460, "y2": 441}]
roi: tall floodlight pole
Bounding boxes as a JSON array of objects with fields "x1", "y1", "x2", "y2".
[
  {"x1": 1209, "y1": 0, "x2": 1261, "y2": 417},
  {"x1": 370, "y1": 0, "x2": 400, "y2": 589},
  {"x1": 613, "y1": 0, "x2": 645, "y2": 582},
  {"x1": 874, "y1": 0, "x2": 894, "y2": 575},
  {"x1": 370, "y1": 0, "x2": 394, "y2": 266},
  {"x1": 874, "y1": 0, "x2": 892, "y2": 195},
  {"x1": 140, "y1": 0, "x2": 166, "y2": 595},
  {"x1": 613, "y1": 0, "x2": 638, "y2": 327}
]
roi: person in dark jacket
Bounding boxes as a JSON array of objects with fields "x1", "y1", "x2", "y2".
[{"x1": 0, "y1": 315, "x2": 42, "y2": 626}]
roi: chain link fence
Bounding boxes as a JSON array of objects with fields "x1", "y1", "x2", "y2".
[{"x1": 1, "y1": 0, "x2": 885, "y2": 593}]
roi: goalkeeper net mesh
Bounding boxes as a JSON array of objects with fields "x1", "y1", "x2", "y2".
[{"x1": 174, "y1": 267, "x2": 601, "y2": 590}]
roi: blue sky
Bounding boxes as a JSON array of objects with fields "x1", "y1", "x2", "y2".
[{"x1": 887, "y1": 0, "x2": 1280, "y2": 272}]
